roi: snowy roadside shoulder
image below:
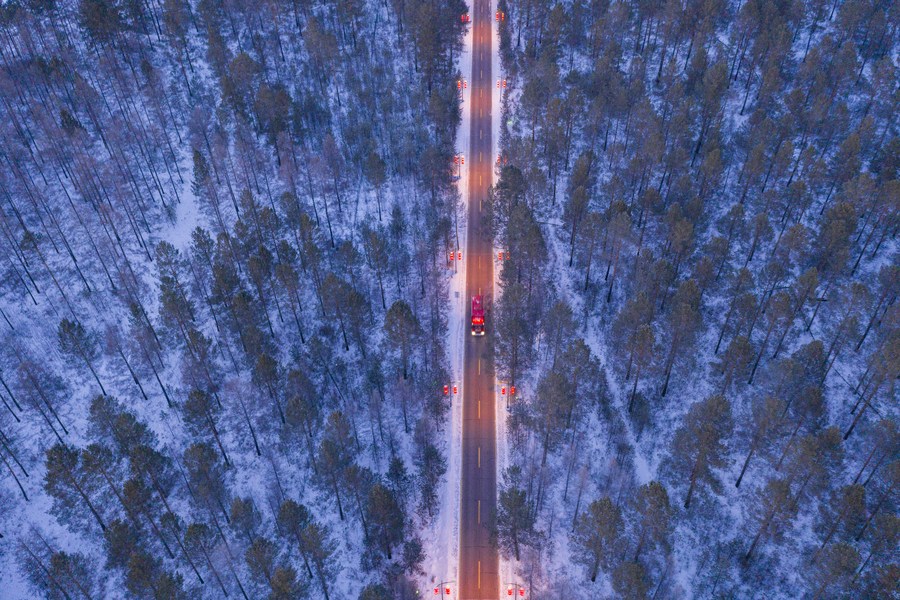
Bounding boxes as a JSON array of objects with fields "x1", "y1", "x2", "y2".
[
  {"x1": 419, "y1": 2, "x2": 473, "y2": 594},
  {"x1": 491, "y1": 0, "x2": 515, "y2": 595}
]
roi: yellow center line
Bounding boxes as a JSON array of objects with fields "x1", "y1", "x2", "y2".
[{"x1": 478, "y1": 560, "x2": 482, "y2": 589}]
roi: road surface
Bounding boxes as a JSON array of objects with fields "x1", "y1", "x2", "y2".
[{"x1": 459, "y1": 0, "x2": 498, "y2": 597}]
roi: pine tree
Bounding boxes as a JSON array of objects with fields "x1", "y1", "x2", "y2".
[
  {"x1": 496, "y1": 466, "x2": 535, "y2": 562},
  {"x1": 269, "y1": 565, "x2": 305, "y2": 600},
  {"x1": 627, "y1": 324, "x2": 654, "y2": 412},
  {"x1": 809, "y1": 543, "x2": 860, "y2": 600},
  {"x1": 612, "y1": 560, "x2": 650, "y2": 600},
  {"x1": 363, "y1": 151, "x2": 387, "y2": 222},
  {"x1": 415, "y1": 443, "x2": 445, "y2": 519},
  {"x1": 572, "y1": 496, "x2": 622, "y2": 582},
  {"x1": 736, "y1": 395, "x2": 784, "y2": 488},
  {"x1": 103, "y1": 518, "x2": 139, "y2": 569},
  {"x1": 630, "y1": 481, "x2": 671, "y2": 561},
  {"x1": 192, "y1": 149, "x2": 211, "y2": 197},
  {"x1": 855, "y1": 512, "x2": 899, "y2": 592},
  {"x1": 44, "y1": 444, "x2": 107, "y2": 532},
  {"x1": 782, "y1": 427, "x2": 844, "y2": 506},
  {"x1": 744, "y1": 478, "x2": 798, "y2": 560},
  {"x1": 57, "y1": 319, "x2": 106, "y2": 396},
  {"x1": 384, "y1": 300, "x2": 420, "y2": 379},
  {"x1": 301, "y1": 519, "x2": 336, "y2": 600},
  {"x1": 659, "y1": 279, "x2": 701, "y2": 397},
  {"x1": 245, "y1": 537, "x2": 278, "y2": 586},
  {"x1": 182, "y1": 389, "x2": 230, "y2": 465},
  {"x1": 285, "y1": 369, "x2": 320, "y2": 470},
  {"x1": 717, "y1": 334, "x2": 753, "y2": 394},
  {"x1": 317, "y1": 411, "x2": 355, "y2": 521},
  {"x1": 276, "y1": 499, "x2": 314, "y2": 577},
  {"x1": 366, "y1": 483, "x2": 404, "y2": 561},
  {"x1": 230, "y1": 497, "x2": 262, "y2": 546},
  {"x1": 183, "y1": 442, "x2": 230, "y2": 522},
  {"x1": 812, "y1": 484, "x2": 866, "y2": 562},
  {"x1": 670, "y1": 394, "x2": 733, "y2": 509},
  {"x1": 183, "y1": 522, "x2": 228, "y2": 592},
  {"x1": 359, "y1": 584, "x2": 392, "y2": 600}
]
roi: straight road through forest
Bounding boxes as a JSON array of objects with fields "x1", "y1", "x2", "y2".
[{"x1": 459, "y1": 0, "x2": 498, "y2": 597}]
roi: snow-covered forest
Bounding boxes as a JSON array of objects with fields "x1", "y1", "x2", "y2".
[
  {"x1": 0, "y1": 0, "x2": 468, "y2": 598},
  {"x1": 0, "y1": 0, "x2": 897, "y2": 598},
  {"x1": 490, "y1": 0, "x2": 897, "y2": 598}
]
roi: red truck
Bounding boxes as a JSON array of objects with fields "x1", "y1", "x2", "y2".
[{"x1": 471, "y1": 295, "x2": 485, "y2": 336}]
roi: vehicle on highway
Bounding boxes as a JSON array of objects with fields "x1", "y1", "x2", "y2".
[{"x1": 471, "y1": 295, "x2": 485, "y2": 335}]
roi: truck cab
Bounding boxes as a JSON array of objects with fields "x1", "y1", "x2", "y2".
[{"x1": 471, "y1": 295, "x2": 485, "y2": 336}]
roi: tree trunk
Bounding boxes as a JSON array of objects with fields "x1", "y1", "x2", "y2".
[
  {"x1": 330, "y1": 474, "x2": 344, "y2": 520},
  {"x1": 844, "y1": 378, "x2": 882, "y2": 440},
  {"x1": 855, "y1": 482, "x2": 894, "y2": 541},
  {"x1": 735, "y1": 438, "x2": 758, "y2": 488},
  {"x1": 628, "y1": 364, "x2": 641, "y2": 412},
  {"x1": 748, "y1": 321, "x2": 776, "y2": 385},
  {"x1": 744, "y1": 514, "x2": 771, "y2": 561},
  {"x1": 70, "y1": 474, "x2": 106, "y2": 531},
  {"x1": 684, "y1": 458, "x2": 700, "y2": 509}
]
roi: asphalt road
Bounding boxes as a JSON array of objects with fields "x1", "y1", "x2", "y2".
[{"x1": 458, "y1": 0, "x2": 498, "y2": 597}]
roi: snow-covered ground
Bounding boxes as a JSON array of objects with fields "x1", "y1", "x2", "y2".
[
  {"x1": 491, "y1": 0, "x2": 517, "y2": 596},
  {"x1": 0, "y1": 1, "x2": 469, "y2": 597},
  {"x1": 419, "y1": 3, "x2": 473, "y2": 593},
  {"x1": 488, "y1": 3, "x2": 898, "y2": 596}
]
